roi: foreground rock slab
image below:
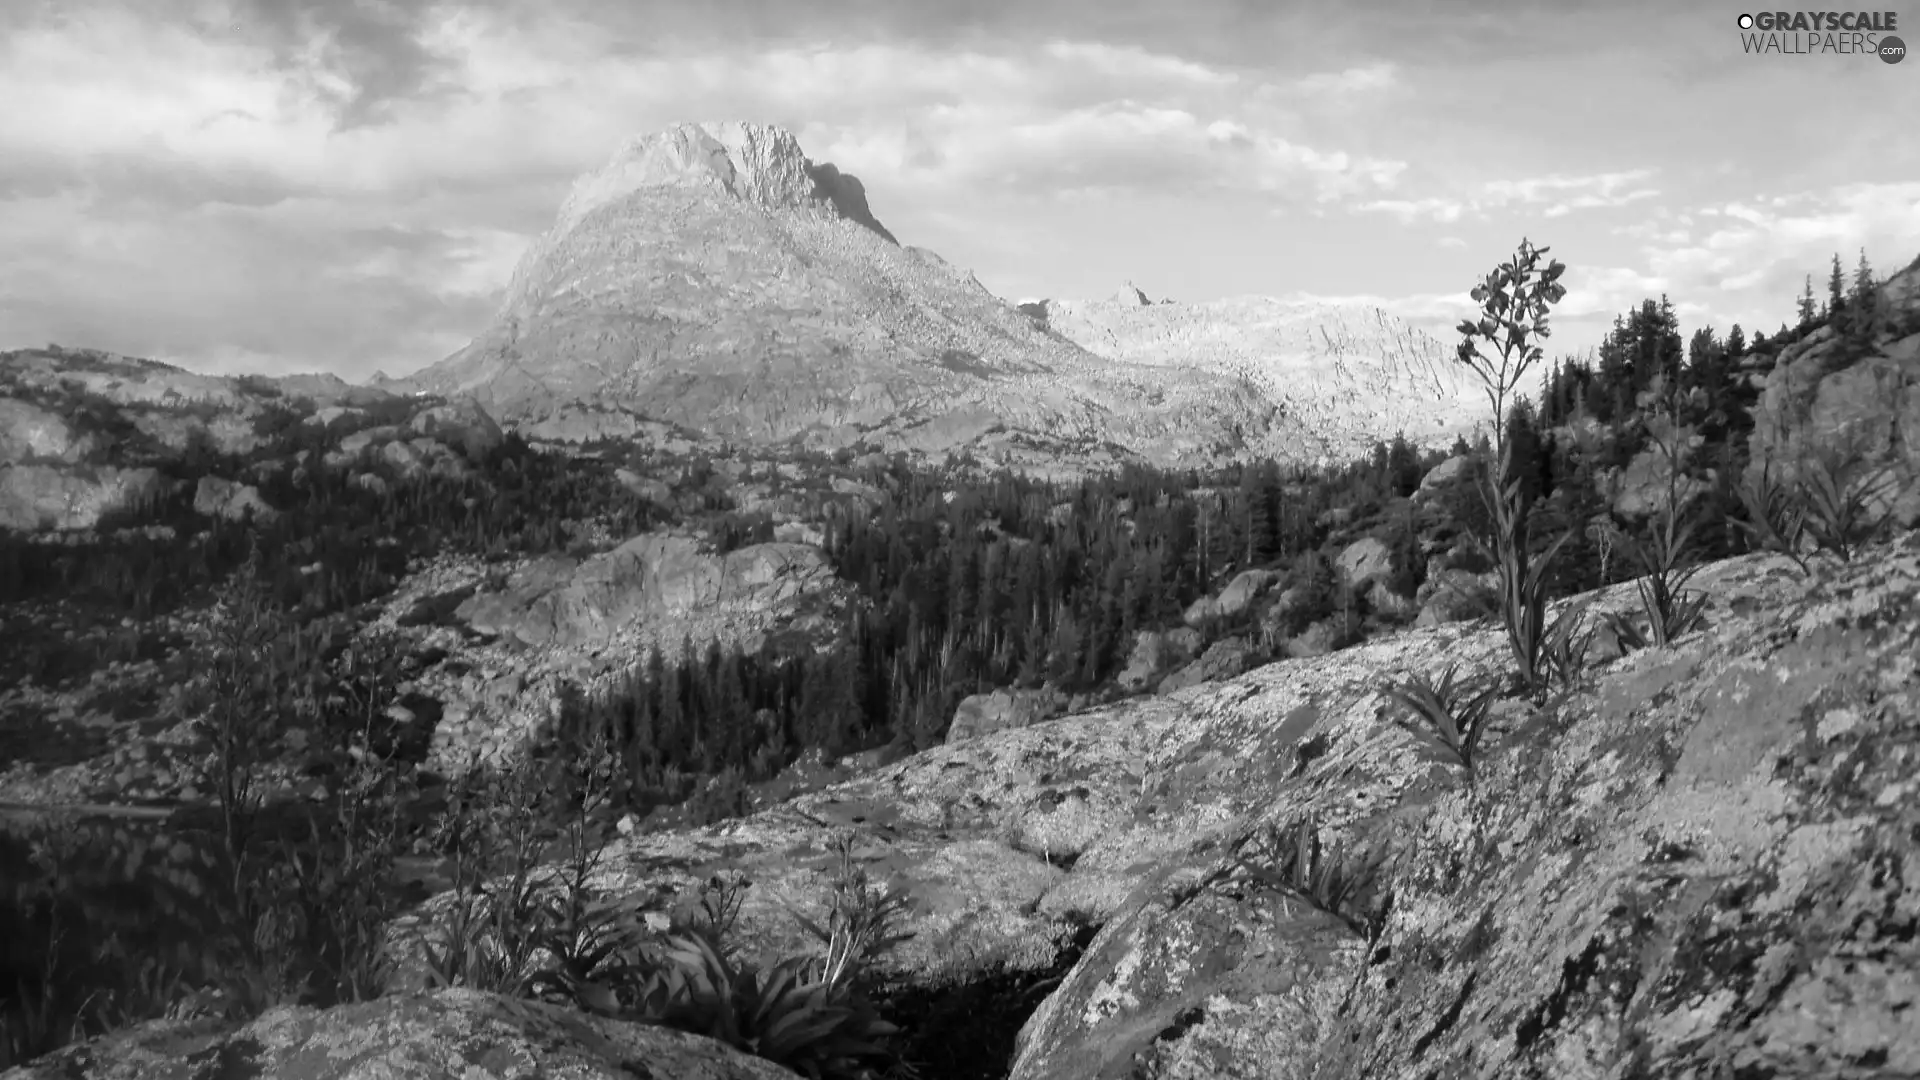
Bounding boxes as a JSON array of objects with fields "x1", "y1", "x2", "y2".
[
  {"x1": 0, "y1": 988, "x2": 796, "y2": 1080},
  {"x1": 1008, "y1": 532, "x2": 1920, "y2": 1080}
]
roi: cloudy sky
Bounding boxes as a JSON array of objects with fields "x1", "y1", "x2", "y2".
[{"x1": 3, "y1": 0, "x2": 1918, "y2": 385}]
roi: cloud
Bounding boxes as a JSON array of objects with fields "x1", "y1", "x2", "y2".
[
  {"x1": 1356, "y1": 170, "x2": 1663, "y2": 225},
  {"x1": 1290, "y1": 62, "x2": 1398, "y2": 96},
  {"x1": 1356, "y1": 197, "x2": 1468, "y2": 224}
]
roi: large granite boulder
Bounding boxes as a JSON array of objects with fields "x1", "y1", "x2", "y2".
[
  {"x1": 1181, "y1": 569, "x2": 1277, "y2": 627},
  {"x1": 948, "y1": 686, "x2": 1068, "y2": 743}
]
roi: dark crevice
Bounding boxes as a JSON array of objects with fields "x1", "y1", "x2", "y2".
[{"x1": 1410, "y1": 969, "x2": 1476, "y2": 1062}]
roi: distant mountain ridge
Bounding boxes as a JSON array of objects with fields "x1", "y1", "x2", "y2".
[
  {"x1": 1024, "y1": 288, "x2": 1484, "y2": 463},
  {"x1": 393, "y1": 121, "x2": 1486, "y2": 468}
]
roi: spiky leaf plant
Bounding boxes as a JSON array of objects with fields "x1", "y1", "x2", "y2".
[
  {"x1": 635, "y1": 932, "x2": 902, "y2": 1080},
  {"x1": 1793, "y1": 428, "x2": 1898, "y2": 563},
  {"x1": 1380, "y1": 663, "x2": 1502, "y2": 781},
  {"x1": 1538, "y1": 594, "x2": 1598, "y2": 691},
  {"x1": 1233, "y1": 816, "x2": 1382, "y2": 939},
  {"x1": 1734, "y1": 457, "x2": 1812, "y2": 575}
]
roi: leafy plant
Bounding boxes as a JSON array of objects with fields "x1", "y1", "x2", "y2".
[
  {"x1": 412, "y1": 751, "x2": 555, "y2": 997},
  {"x1": 1793, "y1": 427, "x2": 1898, "y2": 563},
  {"x1": 777, "y1": 831, "x2": 917, "y2": 995},
  {"x1": 1380, "y1": 663, "x2": 1502, "y2": 781},
  {"x1": 1538, "y1": 595, "x2": 1598, "y2": 691},
  {"x1": 1603, "y1": 517, "x2": 1711, "y2": 649},
  {"x1": 1232, "y1": 816, "x2": 1382, "y2": 939},
  {"x1": 1734, "y1": 457, "x2": 1812, "y2": 575},
  {"x1": 1606, "y1": 371, "x2": 1712, "y2": 649},
  {"x1": 636, "y1": 932, "x2": 903, "y2": 1080},
  {"x1": 1452, "y1": 238, "x2": 1572, "y2": 697}
]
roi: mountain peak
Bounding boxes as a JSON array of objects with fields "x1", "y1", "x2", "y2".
[{"x1": 552, "y1": 121, "x2": 896, "y2": 244}]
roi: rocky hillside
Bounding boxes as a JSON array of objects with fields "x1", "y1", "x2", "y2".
[
  {"x1": 1026, "y1": 286, "x2": 1482, "y2": 465},
  {"x1": 393, "y1": 122, "x2": 1476, "y2": 471}
]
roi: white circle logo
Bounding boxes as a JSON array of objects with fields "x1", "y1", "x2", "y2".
[{"x1": 1738, "y1": 13, "x2": 1754, "y2": 28}]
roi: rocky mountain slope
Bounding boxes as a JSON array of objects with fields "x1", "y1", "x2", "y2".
[
  {"x1": 1026, "y1": 287, "x2": 1483, "y2": 465},
  {"x1": 393, "y1": 121, "x2": 1477, "y2": 470}
]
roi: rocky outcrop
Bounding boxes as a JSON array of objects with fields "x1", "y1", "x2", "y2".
[
  {"x1": 1747, "y1": 261, "x2": 1920, "y2": 527},
  {"x1": 0, "y1": 399, "x2": 89, "y2": 463},
  {"x1": 1117, "y1": 628, "x2": 1205, "y2": 692},
  {"x1": 0, "y1": 463, "x2": 173, "y2": 531},
  {"x1": 947, "y1": 686, "x2": 1068, "y2": 743},
  {"x1": 1335, "y1": 536, "x2": 1392, "y2": 589},
  {"x1": 406, "y1": 398, "x2": 504, "y2": 461},
  {"x1": 1413, "y1": 567, "x2": 1499, "y2": 627},
  {"x1": 1006, "y1": 532, "x2": 1920, "y2": 1079},
  {"x1": 374, "y1": 531, "x2": 1920, "y2": 1080},
  {"x1": 453, "y1": 533, "x2": 839, "y2": 649},
  {"x1": 1411, "y1": 453, "x2": 1474, "y2": 502},
  {"x1": 191, "y1": 476, "x2": 277, "y2": 523},
  {"x1": 1155, "y1": 636, "x2": 1253, "y2": 694},
  {"x1": 1181, "y1": 569, "x2": 1275, "y2": 627},
  {"x1": 1, "y1": 988, "x2": 795, "y2": 1080}
]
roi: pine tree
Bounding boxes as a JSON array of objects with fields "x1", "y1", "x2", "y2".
[
  {"x1": 1846, "y1": 247, "x2": 1879, "y2": 351},
  {"x1": 1386, "y1": 432, "x2": 1422, "y2": 497},
  {"x1": 1827, "y1": 252, "x2": 1848, "y2": 330},
  {"x1": 1797, "y1": 274, "x2": 1818, "y2": 331},
  {"x1": 1725, "y1": 323, "x2": 1747, "y2": 359}
]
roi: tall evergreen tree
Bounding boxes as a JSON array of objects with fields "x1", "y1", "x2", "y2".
[
  {"x1": 1846, "y1": 247, "x2": 1880, "y2": 351},
  {"x1": 1827, "y1": 252, "x2": 1848, "y2": 328},
  {"x1": 1796, "y1": 274, "x2": 1818, "y2": 331}
]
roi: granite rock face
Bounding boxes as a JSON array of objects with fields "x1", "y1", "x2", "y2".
[
  {"x1": 1747, "y1": 258, "x2": 1920, "y2": 529},
  {"x1": 1007, "y1": 532, "x2": 1920, "y2": 1080},
  {"x1": 0, "y1": 988, "x2": 797, "y2": 1080},
  {"x1": 452, "y1": 533, "x2": 840, "y2": 649}
]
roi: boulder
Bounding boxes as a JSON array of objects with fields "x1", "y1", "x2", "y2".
[
  {"x1": 4, "y1": 988, "x2": 795, "y2": 1080},
  {"x1": 1283, "y1": 618, "x2": 1337, "y2": 658},
  {"x1": 1365, "y1": 579, "x2": 1416, "y2": 619},
  {"x1": 1116, "y1": 628, "x2": 1204, "y2": 692},
  {"x1": 1412, "y1": 453, "x2": 1474, "y2": 502},
  {"x1": 380, "y1": 437, "x2": 471, "y2": 481},
  {"x1": 614, "y1": 467, "x2": 675, "y2": 503},
  {"x1": 407, "y1": 398, "x2": 504, "y2": 461},
  {"x1": 1413, "y1": 568, "x2": 1499, "y2": 627},
  {"x1": 947, "y1": 686, "x2": 1067, "y2": 743},
  {"x1": 1156, "y1": 637, "x2": 1252, "y2": 694},
  {"x1": 0, "y1": 399, "x2": 88, "y2": 463},
  {"x1": 1182, "y1": 569, "x2": 1276, "y2": 627},
  {"x1": 1335, "y1": 536, "x2": 1392, "y2": 590},
  {"x1": 191, "y1": 476, "x2": 277, "y2": 523}
]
